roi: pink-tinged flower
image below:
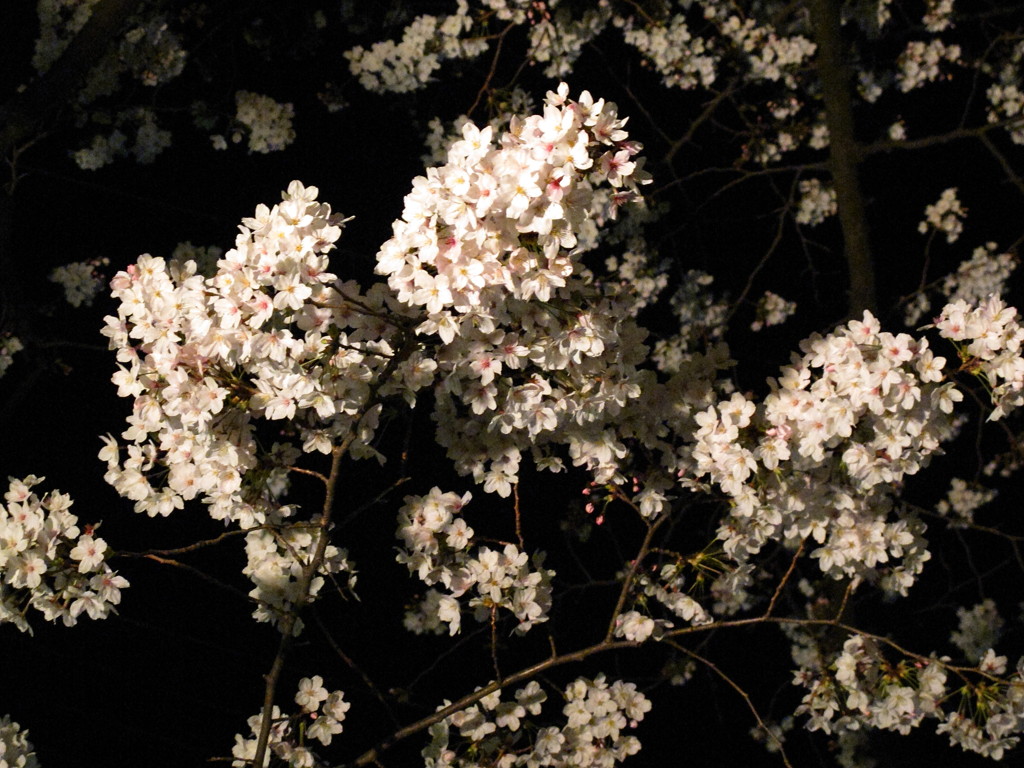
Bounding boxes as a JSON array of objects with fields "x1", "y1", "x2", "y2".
[{"x1": 70, "y1": 535, "x2": 108, "y2": 573}]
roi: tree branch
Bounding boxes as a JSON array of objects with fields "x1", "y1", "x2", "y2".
[
  {"x1": 809, "y1": 0, "x2": 876, "y2": 317},
  {"x1": 0, "y1": 0, "x2": 144, "y2": 156}
]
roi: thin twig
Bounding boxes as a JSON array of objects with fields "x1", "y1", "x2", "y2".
[
  {"x1": 251, "y1": 333, "x2": 419, "y2": 767},
  {"x1": 512, "y1": 483, "x2": 524, "y2": 549},
  {"x1": 604, "y1": 514, "x2": 666, "y2": 642},
  {"x1": 286, "y1": 465, "x2": 330, "y2": 486},
  {"x1": 668, "y1": 640, "x2": 795, "y2": 768},
  {"x1": 311, "y1": 608, "x2": 400, "y2": 728},
  {"x1": 116, "y1": 527, "x2": 253, "y2": 557},
  {"x1": 346, "y1": 638, "x2": 634, "y2": 767},
  {"x1": 765, "y1": 539, "x2": 805, "y2": 617},
  {"x1": 467, "y1": 22, "x2": 515, "y2": 118},
  {"x1": 140, "y1": 554, "x2": 252, "y2": 602},
  {"x1": 251, "y1": 441, "x2": 347, "y2": 766}
]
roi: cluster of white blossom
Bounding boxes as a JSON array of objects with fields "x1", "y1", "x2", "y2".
[
  {"x1": 377, "y1": 83, "x2": 652, "y2": 494},
  {"x1": 243, "y1": 520, "x2": 356, "y2": 634},
  {"x1": 689, "y1": 311, "x2": 973, "y2": 593},
  {"x1": 616, "y1": 12, "x2": 717, "y2": 90},
  {"x1": 942, "y1": 245, "x2": 1017, "y2": 303},
  {"x1": 117, "y1": 18, "x2": 187, "y2": 88},
  {"x1": 888, "y1": 119, "x2": 907, "y2": 140},
  {"x1": 170, "y1": 241, "x2": 223, "y2": 277},
  {"x1": 645, "y1": 558, "x2": 715, "y2": 624},
  {"x1": 986, "y1": 42, "x2": 1024, "y2": 144},
  {"x1": 935, "y1": 477, "x2": 997, "y2": 527},
  {"x1": 38, "y1": 4, "x2": 188, "y2": 169},
  {"x1": 751, "y1": 290, "x2": 797, "y2": 332},
  {"x1": 72, "y1": 131, "x2": 126, "y2": 171},
  {"x1": 792, "y1": 632, "x2": 1024, "y2": 760},
  {"x1": 232, "y1": 676, "x2": 350, "y2": 768},
  {"x1": 397, "y1": 488, "x2": 553, "y2": 635},
  {"x1": 72, "y1": 108, "x2": 172, "y2": 170},
  {"x1": 0, "y1": 336, "x2": 23, "y2": 379},
  {"x1": 795, "y1": 178, "x2": 837, "y2": 227},
  {"x1": 923, "y1": 0, "x2": 956, "y2": 33},
  {"x1": 422, "y1": 676, "x2": 650, "y2": 768},
  {"x1": 421, "y1": 89, "x2": 537, "y2": 166},
  {"x1": 600, "y1": 243, "x2": 669, "y2": 317},
  {"x1": 987, "y1": 80, "x2": 1024, "y2": 144},
  {"x1": 101, "y1": 181, "x2": 410, "y2": 526},
  {"x1": 0, "y1": 715, "x2": 38, "y2": 768},
  {"x1": 951, "y1": 599, "x2": 1005, "y2": 664},
  {"x1": 72, "y1": 15, "x2": 187, "y2": 104},
  {"x1": 934, "y1": 296, "x2": 1024, "y2": 419},
  {"x1": 615, "y1": 5, "x2": 814, "y2": 92},
  {"x1": 713, "y1": 12, "x2": 816, "y2": 86},
  {"x1": 227, "y1": 92, "x2": 296, "y2": 154},
  {"x1": 0, "y1": 476, "x2": 127, "y2": 633},
  {"x1": 32, "y1": 0, "x2": 100, "y2": 74},
  {"x1": 918, "y1": 187, "x2": 967, "y2": 243},
  {"x1": 896, "y1": 38, "x2": 962, "y2": 92},
  {"x1": 344, "y1": 2, "x2": 488, "y2": 94},
  {"x1": 651, "y1": 271, "x2": 729, "y2": 373},
  {"x1": 528, "y1": 4, "x2": 613, "y2": 78},
  {"x1": 49, "y1": 257, "x2": 108, "y2": 307},
  {"x1": 904, "y1": 243, "x2": 1016, "y2": 326}
]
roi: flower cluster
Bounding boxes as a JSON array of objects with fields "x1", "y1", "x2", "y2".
[
  {"x1": 49, "y1": 257, "x2": 109, "y2": 308},
  {"x1": 617, "y1": 7, "x2": 814, "y2": 92},
  {"x1": 72, "y1": 108, "x2": 172, "y2": 170},
  {"x1": 934, "y1": 296, "x2": 1024, "y2": 419},
  {"x1": 751, "y1": 290, "x2": 797, "y2": 332},
  {"x1": 102, "y1": 181, "x2": 407, "y2": 525},
  {"x1": 792, "y1": 632, "x2": 1024, "y2": 760},
  {"x1": 713, "y1": 12, "x2": 816, "y2": 86},
  {"x1": 118, "y1": 17, "x2": 187, "y2": 87},
  {"x1": 344, "y1": 3, "x2": 487, "y2": 94},
  {"x1": 72, "y1": 130, "x2": 127, "y2": 171},
  {"x1": 935, "y1": 477, "x2": 997, "y2": 527},
  {"x1": 0, "y1": 335, "x2": 23, "y2": 379},
  {"x1": 923, "y1": 0, "x2": 956, "y2": 33},
  {"x1": 378, "y1": 82, "x2": 649, "y2": 323},
  {"x1": 0, "y1": 476, "x2": 127, "y2": 633},
  {"x1": 651, "y1": 271, "x2": 729, "y2": 373},
  {"x1": 244, "y1": 521, "x2": 356, "y2": 634},
  {"x1": 33, "y1": 0, "x2": 97, "y2": 73},
  {"x1": 229, "y1": 91, "x2": 295, "y2": 154},
  {"x1": 905, "y1": 243, "x2": 1016, "y2": 325},
  {"x1": 618, "y1": 13, "x2": 717, "y2": 90},
  {"x1": 690, "y1": 311, "x2": 967, "y2": 592},
  {"x1": 951, "y1": 599, "x2": 1005, "y2": 663},
  {"x1": 231, "y1": 677, "x2": 350, "y2": 768},
  {"x1": 631, "y1": 560, "x2": 713, "y2": 628},
  {"x1": 794, "y1": 178, "x2": 837, "y2": 227},
  {"x1": 897, "y1": 39, "x2": 962, "y2": 91},
  {"x1": 0, "y1": 715, "x2": 38, "y2": 768},
  {"x1": 422, "y1": 676, "x2": 650, "y2": 768},
  {"x1": 918, "y1": 187, "x2": 967, "y2": 243},
  {"x1": 397, "y1": 488, "x2": 553, "y2": 635},
  {"x1": 986, "y1": 43, "x2": 1024, "y2": 145},
  {"x1": 528, "y1": 5, "x2": 613, "y2": 79},
  {"x1": 942, "y1": 244, "x2": 1017, "y2": 304},
  {"x1": 378, "y1": 83, "x2": 651, "y2": 493}
]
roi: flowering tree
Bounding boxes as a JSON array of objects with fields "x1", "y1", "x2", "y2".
[{"x1": 3, "y1": 2, "x2": 1024, "y2": 767}]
